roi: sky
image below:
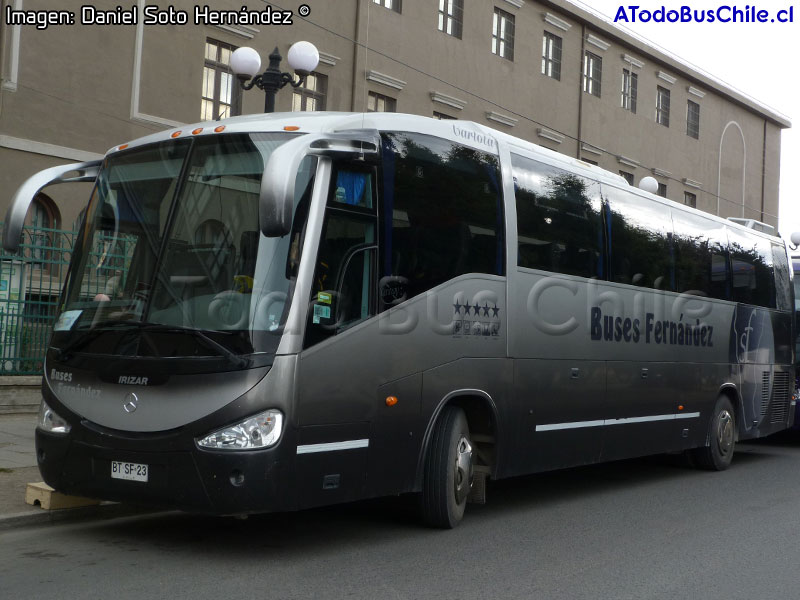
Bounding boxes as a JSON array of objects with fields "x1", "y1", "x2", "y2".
[{"x1": 567, "y1": 0, "x2": 798, "y2": 237}]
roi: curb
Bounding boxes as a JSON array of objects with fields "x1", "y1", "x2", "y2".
[{"x1": 0, "y1": 502, "x2": 167, "y2": 531}]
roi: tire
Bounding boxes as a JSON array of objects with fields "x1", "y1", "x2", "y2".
[
  {"x1": 421, "y1": 406, "x2": 473, "y2": 528},
  {"x1": 691, "y1": 395, "x2": 736, "y2": 471}
]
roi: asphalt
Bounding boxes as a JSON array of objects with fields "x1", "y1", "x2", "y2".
[{"x1": 0, "y1": 411, "x2": 155, "y2": 531}]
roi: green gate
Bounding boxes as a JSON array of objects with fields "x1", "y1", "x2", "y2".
[{"x1": 0, "y1": 224, "x2": 76, "y2": 375}]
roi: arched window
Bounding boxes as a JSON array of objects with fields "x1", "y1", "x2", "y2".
[{"x1": 24, "y1": 193, "x2": 60, "y2": 268}]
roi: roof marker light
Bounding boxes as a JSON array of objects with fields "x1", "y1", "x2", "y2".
[
  {"x1": 192, "y1": 128, "x2": 203, "y2": 135},
  {"x1": 214, "y1": 125, "x2": 226, "y2": 133},
  {"x1": 118, "y1": 144, "x2": 129, "y2": 151},
  {"x1": 284, "y1": 126, "x2": 300, "y2": 131},
  {"x1": 171, "y1": 131, "x2": 182, "y2": 138}
]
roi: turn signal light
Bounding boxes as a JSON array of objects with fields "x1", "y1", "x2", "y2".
[{"x1": 385, "y1": 396, "x2": 398, "y2": 407}]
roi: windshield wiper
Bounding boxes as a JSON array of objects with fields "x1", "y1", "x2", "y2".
[
  {"x1": 55, "y1": 320, "x2": 146, "y2": 360},
  {"x1": 54, "y1": 320, "x2": 248, "y2": 368},
  {"x1": 139, "y1": 323, "x2": 248, "y2": 368}
]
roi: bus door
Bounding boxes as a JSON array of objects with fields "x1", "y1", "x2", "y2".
[{"x1": 294, "y1": 161, "x2": 381, "y2": 508}]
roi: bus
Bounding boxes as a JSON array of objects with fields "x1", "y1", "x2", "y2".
[{"x1": 3, "y1": 113, "x2": 795, "y2": 528}]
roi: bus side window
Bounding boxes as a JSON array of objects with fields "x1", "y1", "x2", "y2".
[
  {"x1": 512, "y1": 153, "x2": 602, "y2": 279},
  {"x1": 379, "y1": 132, "x2": 504, "y2": 305},
  {"x1": 671, "y1": 212, "x2": 730, "y2": 300},
  {"x1": 772, "y1": 244, "x2": 792, "y2": 312},
  {"x1": 728, "y1": 228, "x2": 775, "y2": 308},
  {"x1": 605, "y1": 186, "x2": 672, "y2": 290}
]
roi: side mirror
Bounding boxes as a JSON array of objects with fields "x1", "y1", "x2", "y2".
[
  {"x1": 791, "y1": 232, "x2": 800, "y2": 247},
  {"x1": 260, "y1": 130, "x2": 380, "y2": 237},
  {"x1": 3, "y1": 160, "x2": 101, "y2": 253}
]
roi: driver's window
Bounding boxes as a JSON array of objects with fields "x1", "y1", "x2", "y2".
[{"x1": 304, "y1": 167, "x2": 377, "y2": 348}]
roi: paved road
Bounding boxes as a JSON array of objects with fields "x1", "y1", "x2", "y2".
[{"x1": 2, "y1": 435, "x2": 800, "y2": 600}]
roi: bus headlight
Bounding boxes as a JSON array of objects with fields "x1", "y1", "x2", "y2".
[
  {"x1": 196, "y1": 410, "x2": 283, "y2": 450},
  {"x1": 37, "y1": 400, "x2": 71, "y2": 434}
]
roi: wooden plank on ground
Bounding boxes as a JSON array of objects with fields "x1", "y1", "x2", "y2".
[{"x1": 25, "y1": 482, "x2": 100, "y2": 510}]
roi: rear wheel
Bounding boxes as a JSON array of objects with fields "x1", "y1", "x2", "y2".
[
  {"x1": 421, "y1": 406, "x2": 473, "y2": 528},
  {"x1": 692, "y1": 396, "x2": 736, "y2": 471}
]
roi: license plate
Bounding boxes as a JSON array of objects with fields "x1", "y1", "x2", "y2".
[{"x1": 110, "y1": 461, "x2": 149, "y2": 483}]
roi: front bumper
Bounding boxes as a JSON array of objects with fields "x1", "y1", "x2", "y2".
[{"x1": 36, "y1": 421, "x2": 298, "y2": 515}]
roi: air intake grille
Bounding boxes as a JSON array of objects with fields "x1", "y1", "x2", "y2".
[
  {"x1": 770, "y1": 372, "x2": 791, "y2": 424},
  {"x1": 760, "y1": 371, "x2": 771, "y2": 417}
]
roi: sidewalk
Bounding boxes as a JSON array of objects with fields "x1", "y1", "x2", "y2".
[{"x1": 0, "y1": 411, "x2": 154, "y2": 530}]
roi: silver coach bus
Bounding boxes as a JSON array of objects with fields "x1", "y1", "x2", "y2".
[{"x1": 3, "y1": 113, "x2": 794, "y2": 528}]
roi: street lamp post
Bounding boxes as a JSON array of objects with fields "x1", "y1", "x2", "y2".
[{"x1": 230, "y1": 41, "x2": 320, "y2": 113}]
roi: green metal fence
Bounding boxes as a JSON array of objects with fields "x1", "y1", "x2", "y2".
[{"x1": 0, "y1": 224, "x2": 76, "y2": 374}]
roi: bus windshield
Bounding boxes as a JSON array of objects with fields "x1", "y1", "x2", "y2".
[{"x1": 54, "y1": 132, "x2": 314, "y2": 359}]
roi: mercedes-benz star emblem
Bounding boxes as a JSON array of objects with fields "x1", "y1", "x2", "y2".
[{"x1": 123, "y1": 392, "x2": 139, "y2": 414}]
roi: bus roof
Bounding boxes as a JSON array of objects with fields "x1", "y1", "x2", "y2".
[{"x1": 105, "y1": 111, "x2": 782, "y2": 242}]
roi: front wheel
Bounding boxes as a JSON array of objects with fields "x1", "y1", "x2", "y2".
[
  {"x1": 691, "y1": 396, "x2": 736, "y2": 471},
  {"x1": 421, "y1": 406, "x2": 473, "y2": 528}
]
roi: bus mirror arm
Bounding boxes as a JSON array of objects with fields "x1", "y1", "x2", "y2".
[
  {"x1": 260, "y1": 130, "x2": 380, "y2": 238},
  {"x1": 2, "y1": 159, "x2": 102, "y2": 253}
]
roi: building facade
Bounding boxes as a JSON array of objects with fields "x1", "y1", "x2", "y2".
[{"x1": 0, "y1": 0, "x2": 789, "y2": 230}]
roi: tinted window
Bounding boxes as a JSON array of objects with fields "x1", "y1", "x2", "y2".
[
  {"x1": 671, "y1": 212, "x2": 729, "y2": 299},
  {"x1": 380, "y1": 132, "x2": 504, "y2": 303},
  {"x1": 513, "y1": 154, "x2": 603, "y2": 278},
  {"x1": 728, "y1": 228, "x2": 775, "y2": 308},
  {"x1": 772, "y1": 244, "x2": 791, "y2": 311},
  {"x1": 605, "y1": 186, "x2": 672, "y2": 290}
]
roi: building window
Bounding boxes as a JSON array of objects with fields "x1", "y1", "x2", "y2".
[
  {"x1": 619, "y1": 170, "x2": 634, "y2": 185},
  {"x1": 368, "y1": 91, "x2": 396, "y2": 112},
  {"x1": 621, "y1": 69, "x2": 637, "y2": 113},
  {"x1": 492, "y1": 8, "x2": 515, "y2": 61},
  {"x1": 684, "y1": 192, "x2": 697, "y2": 208},
  {"x1": 657, "y1": 182, "x2": 667, "y2": 198},
  {"x1": 373, "y1": 0, "x2": 401, "y2": 12},
  {"x1": 438, "y1": 0, "x2": 463, "y2": 38},
  {"x1": 201, "y1": 39, "x2": 240, "y2": 121},
  {"x1": 541, "y1": 32, "x2": 562, "y2": 80},
  {"x1": 583, "y1": 51, "x2": 602, "y2": 97},
  {"x1": 687, "y1": 100, "x2": 700, "y2": 139},
  {"x1": 25, "y1": 194, "x2": 60, "y2": 270},
  {"x1": 656, "y1": 86, "x2": 670, "y2": 127},
  {"x1": 292, "y1": 72, "x2": 327, "y2": 112},
  {"x1": 433, "y1": 111, "x2": 456, "y2": 120}
]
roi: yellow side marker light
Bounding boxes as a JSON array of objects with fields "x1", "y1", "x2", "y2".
[
  {"x1": 678, "y1": 405, "x2": 684, "y2": 411},
  {"x1": 385, "y1": 396, "x2": 398, "y2": 407}
]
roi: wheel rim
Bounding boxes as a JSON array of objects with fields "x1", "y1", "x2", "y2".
[
  {"x1": 453, "y1": 435, "x2": 473, "y2": 505},
  {"x1": 715, "y1": 409, "x2": 734, "y2": 457}
]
